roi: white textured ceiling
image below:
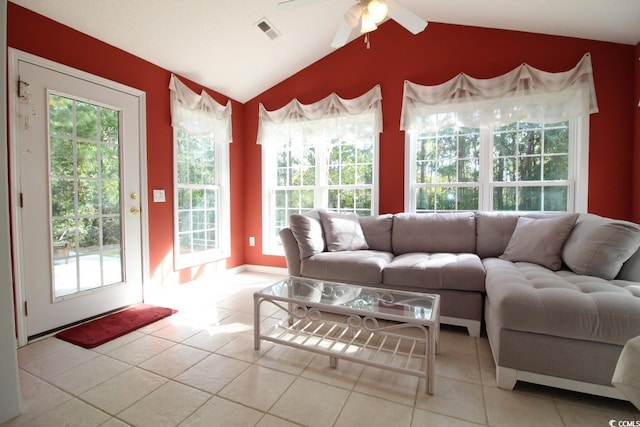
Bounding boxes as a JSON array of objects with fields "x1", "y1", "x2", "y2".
[{"x1": 10, "y1": 0, "x2": 640, "y2": 103}]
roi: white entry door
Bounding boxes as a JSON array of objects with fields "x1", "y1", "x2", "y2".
[{"x1": 10, "y1": 51, "x2": 147, "y2": 341}]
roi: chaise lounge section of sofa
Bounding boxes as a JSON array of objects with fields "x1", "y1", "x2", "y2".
[
  {"x1": 481, "y1": 212, "x2": 640, "y2": 398},
  {"x1": 279, "y1": 209, "x2": 640, "y2": 399}
]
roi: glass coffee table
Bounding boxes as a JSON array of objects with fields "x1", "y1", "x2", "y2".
[{"x1": 254, "y1": 277, "x2": 440, "y2": 394}]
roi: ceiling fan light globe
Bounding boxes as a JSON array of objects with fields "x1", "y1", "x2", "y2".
[
  {"x1": 367, "y1": 0, "x2": 388, "y2": 24},
  {"x1": 360, "y1": 12, "x2": 378, "y2": 33}
]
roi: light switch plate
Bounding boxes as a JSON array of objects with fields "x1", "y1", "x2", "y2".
[{"x1": 153, "y1": 189, "x2": 166, "y2": 203}]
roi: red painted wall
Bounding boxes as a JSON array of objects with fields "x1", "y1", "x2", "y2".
[
  {"x1": 244, "y1": 21, "x2": 637, "y2": 267},
  {"x1": 6, "y1": 3, "x2": 638, "y2": 274},
  {"x1": 7, "y1": 3, "x2": 246, "y2": 286}
]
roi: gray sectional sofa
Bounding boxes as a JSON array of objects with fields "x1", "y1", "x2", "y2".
[{"x1": 279, "y1": 209, "x2": 640, "y2": 398}]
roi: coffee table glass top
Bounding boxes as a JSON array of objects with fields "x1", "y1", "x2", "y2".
[{"x1": 257, "y1": 277, "x2": 437, "y2": 321}]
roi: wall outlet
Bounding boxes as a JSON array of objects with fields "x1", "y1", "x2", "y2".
[
  {"x1": 153, "y1": 189, "x2": 166, "y2": 203},
  {"x1": 249, "y1": 236, "x2": 256, "y2": 246}
]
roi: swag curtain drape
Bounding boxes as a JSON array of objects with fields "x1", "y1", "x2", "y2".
[
  {"x1": 169, "y1": 74, "x2": 232, "y2": 143},
  {"x1": 257, "y1": 85, "x2": 383, "y2": 146},
  {"x1": 401, "y1": 53, "x2": 598, "y2": 132}
]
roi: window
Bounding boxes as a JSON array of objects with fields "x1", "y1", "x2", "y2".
[
  {"x1": 410, "y1": 124, "x2": 480, "y2": 212},
  {"x1": 169, "y1": 75, "x2": 232, "y2": 268},
  {"x1": 492, "y1": 120, "x2": 571, "y2": 211},
  {"x1": 408, "y1": 118, "x2": 576, "y2": 212},
  {"x1": 403, "y1": 53, "x2": 598, "y2": 213},
  {"x1": 259, "y1": 86, "x2": 382, "y2": 255},
  {"x1": 174, "y1": 128, "x2": 228, "y2": 265}
]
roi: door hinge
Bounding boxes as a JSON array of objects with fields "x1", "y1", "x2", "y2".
[
  {"x1": 24, "y1": 301, "x2": 28, "y2": 316},
  {"x1": 19, "y1": 192, "x2": 24, "y2": 208}
]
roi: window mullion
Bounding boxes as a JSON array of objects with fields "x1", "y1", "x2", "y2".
[
  {"x1": 316, "y1": 141, "x2": 327, "y2": 207},
  {"x1": 479, "y1": 128, "x2": 493, "y2": 211},
  {"x1": 405, "y1": 132, "x2": 416, "y2": 212}
]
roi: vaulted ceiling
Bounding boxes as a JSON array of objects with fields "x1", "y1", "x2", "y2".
[{"x1": 10, "y1": 0, "x2": 640, "y2": 103}]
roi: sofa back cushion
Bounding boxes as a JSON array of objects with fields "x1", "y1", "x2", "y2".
[
  {"x1": 359, "y1": 214, "x2": 393, "y2": 252},
  {"x1": 289, "y1": 209, "x2": 325, "y2": 258},
  {"x1": 562, "y1": 213, "x2": 640, "y2": 280},
  {"x1": 475, "y1": 212, "x2": 520, "y2": 258},
  {"x1": 392, "y1": 212, "x2": 476, "y2": 254}
]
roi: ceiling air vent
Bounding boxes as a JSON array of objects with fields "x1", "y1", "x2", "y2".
[{"x1": 256, "y1": 18, "x2": 280, "y2": 40}]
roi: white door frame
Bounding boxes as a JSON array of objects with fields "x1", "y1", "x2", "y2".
[{"x1": 8, "y1": 48, "x2": 150, "y2": 346}]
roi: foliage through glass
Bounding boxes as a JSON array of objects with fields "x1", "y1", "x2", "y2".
[
  {"x1": 176, "y1": 128, "x2": 220, "y2": 257},
  {"x1": 48, "y1": 93, "x2": 123, "y2": 297},
  {"x1": 411, "y1": 119, "x2": 570, "y2": 213},
  {"x1": 268, "y1": 117, "x2": 377, "y2": 249}
]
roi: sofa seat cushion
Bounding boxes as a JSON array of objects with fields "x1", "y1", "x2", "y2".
[
  {"x1": 484, "y1": 258, "x2": 640, "y2": 346},
  {"x1": 300, "y1": 250, "x2": 393, "y2": 285},
  {"x1": 383, "y1": 253, "x2": 486, "y2": 292}
]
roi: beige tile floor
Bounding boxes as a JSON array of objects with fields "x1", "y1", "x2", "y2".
[{"x1": 4, "y1": 271, "x2": 639, "y2": 427}]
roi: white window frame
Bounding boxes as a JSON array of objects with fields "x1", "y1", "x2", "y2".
[
  {"x1": 173, "y1": 128, "x2": 230, "y2": 269},
  {"x1": 169, "y1": 75, "x2": 232, "y2": 270},
  {"x1": 262, "y1": 128, "x2": 379, "y2": 256},
  {"x1": 405, "y1": 124, "x2": 482, "y2": 212},
  {"x1": 405, "y1": 116, "x2": 589, "y2": 213},
  {"x1": 258, "y1": 86, "x2": 382, "y2": 256},
  {"x1": 401, "y1": 54, "x2": 597, "y2": 214}
]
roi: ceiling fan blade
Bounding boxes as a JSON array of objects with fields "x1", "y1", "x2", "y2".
[
  {"x1": 331, "y1": 20, "x2": 354, "y2": 48},
  {"x1": 344, "y1": 4, "x2": 363, "y2": 27},
  {"x1": 276, "y1": 0, "x2": 330, "y2": 10},
  {"x1": 386, "y1": 0, "x2": 428, "y2": 34}
]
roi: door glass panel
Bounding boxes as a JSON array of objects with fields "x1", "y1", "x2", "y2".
[{"x1": 49, "y1": 93, "x2": 123, "y2": 299}]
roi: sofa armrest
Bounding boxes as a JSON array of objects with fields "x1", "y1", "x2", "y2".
[{"x1": 280, "y1": 227, "x2": 301, "y2": 276}]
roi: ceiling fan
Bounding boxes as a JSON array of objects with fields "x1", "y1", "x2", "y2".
[{"x1": 276, "y1": 0, "x2": 428, "y2": 48}]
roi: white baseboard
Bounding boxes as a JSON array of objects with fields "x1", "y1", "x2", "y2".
[
  {"x1": 182, "y1": 264, "x2": 286, "y2": 283},
  {"x1": 243, "y1": 264, "x2": 289, "y2": 276}
]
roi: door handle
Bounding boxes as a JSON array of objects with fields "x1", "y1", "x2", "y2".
[{"x1": 130, "y1": 207, "x2": 140, "y2": 215}]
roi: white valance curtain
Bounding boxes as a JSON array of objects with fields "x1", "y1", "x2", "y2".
[
  {"x1": 169, "y1": 74, "x2": 232, "y2": 143},
  {"x1": 401, "y1": 53, "x2": 598, "y2": 132},
  {"x1": 257, "y1": 85, "x2": 383, "y2": 146}
]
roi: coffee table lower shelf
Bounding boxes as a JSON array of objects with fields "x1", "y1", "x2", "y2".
[{"x1": 255, "y1": 315, "x2": 436, "y2": 393}]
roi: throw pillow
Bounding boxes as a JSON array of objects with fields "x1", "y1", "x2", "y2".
[
  {"x1": 500, "y1": 213, "x2": 579, "y2": 270},
  {"x1": 318, "y1": 211, "x2": 369, "y2": 252},
  {"x1": 289, "y1": 212, "x2": 325, "y2": 258},
  {"x1": 562, "y1": 214, "x2": 640, "y2": 280}
]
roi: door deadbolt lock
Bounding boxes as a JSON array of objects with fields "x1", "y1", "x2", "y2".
[
  {"x1": 130, "y1": 192, "x2": 138, "y2": 200},
  {"x1": 130, "y1": 207, "x2": 140, "y2": 215}
]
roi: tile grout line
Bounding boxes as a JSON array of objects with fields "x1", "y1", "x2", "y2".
[{"x1": 11, "y1": 273, "x2": 638, "y2": 426}]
